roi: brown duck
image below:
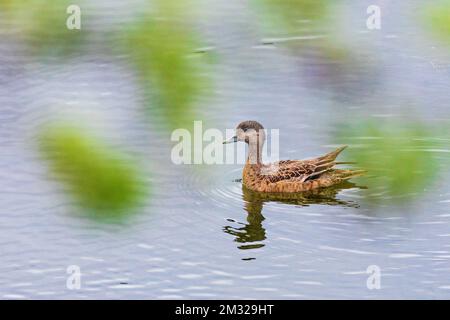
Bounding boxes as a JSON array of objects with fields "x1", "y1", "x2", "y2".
[{"x1": 224, "y1": 120, "x2": 365, "y2": 193}]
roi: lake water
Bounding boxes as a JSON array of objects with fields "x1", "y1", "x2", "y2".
[{"x1": 1, "y1": 0, "x2": 450, "y2": 299}]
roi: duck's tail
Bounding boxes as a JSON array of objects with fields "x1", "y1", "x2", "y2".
[
  {"x1": 334, "y1": 169, "x2": 367, "y2": 181},
  {"x1": 315, "y1": 168, "x2": 366, "y2": 189},
  {"x1": 315, "y1": 146, "x2": 366, "y2": 183},
  {"x1": 320, "y1": 145, "x2": 348, "y2": 162}
]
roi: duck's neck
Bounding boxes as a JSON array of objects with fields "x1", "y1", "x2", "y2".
[{"x1": 247, "y1": 138, "x2": 264, "y2": 166}]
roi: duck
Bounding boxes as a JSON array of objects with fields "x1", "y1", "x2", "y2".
[{"x1": 223, "y1": 120, "x2": 365, "y2": 193}]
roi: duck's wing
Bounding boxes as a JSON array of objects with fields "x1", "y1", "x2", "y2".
[
  {"x1": 261, "y1": 159, "x2": 330, "y2": 183},
  {"x1": 261, "y1": 146, "x2": 349, "y2": 183}
]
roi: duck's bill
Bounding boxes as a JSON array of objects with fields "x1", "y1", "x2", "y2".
[{"x1": 223, "y1": 136, "x2": 238, "y2": 144}]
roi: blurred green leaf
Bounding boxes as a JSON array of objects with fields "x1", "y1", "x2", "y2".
[
  {"x1": 423, "y1": 0, "x2": 450, "y2": 46},
  {"x1": 122, "y1": 0, "x2": 213, "y2": 130},
  {"x1": 39, "y1": 124, "x2": 148, "y2": 219},
  {"x1": 336, "y1": 119, "x2": 440, "y2": 205},
  {"x1": 255, "y1": 0, "x2": 331, "y2": 34},
  {"x1": 253, "y1": 0, "x2": 352, "y2": 67},
  {"x1": 1, "y1": 0, "x2": 85, "y2": 56}
]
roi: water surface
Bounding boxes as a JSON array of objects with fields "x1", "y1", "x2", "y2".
[{"x1": 1, "y1": 0, "x2": 450, "y2": 299}]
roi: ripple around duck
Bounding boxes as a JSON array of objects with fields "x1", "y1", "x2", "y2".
[
  {"x1": 174, "y1": 166, "x2": 245, "y2": 211},
  {"x1": 174, "y1": 165, "x2": 365, "y2": 215}
]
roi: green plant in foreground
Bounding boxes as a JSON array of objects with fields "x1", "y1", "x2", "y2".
[
  {"x1": 256, "y1": 0, "x2": 330, "y2": 33},
  {"x1": 423, "y1": 0, "x2": 450, "y2": 46},
  {"x1": 336, "y1": 120, "x2": 440, "y2": 204},
  {"x1": 1, "y1": 0, "x2": 85, "y2": 57},
  {"x1": 39, "y1": 124, "x2": 147, "y2": 220},
  {"x1": 123, "y1": 0, "x2": 213, "y2": 131}
]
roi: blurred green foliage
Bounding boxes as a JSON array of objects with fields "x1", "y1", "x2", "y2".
[
  {"x1": 0, "y1": 0, "x2": 85, "y2": 56},
  {"x1": 256, "y1": 0, "x2": 330, "y2": 32},
  {"x1": 254, "y1": 0, "x2": 351, "y2": 66},
  {"x1": 2, "y1": 0, "x2": 217, "y2": 217},
  {"x1": 39, "y1": 124, "x2": 147, "y2": 219},
  {"x1": 424, "y1": 0, "x2": 450, "y2": 45},
  {"x1": 2, "y1": 0, "x2": 214, "y2": 129},
  {"x1": 122, "y1": 0, "x2": 213, "y2": 130},
  {"x1": 336, "y1": 119, "x2": 440, "y2": 204}
]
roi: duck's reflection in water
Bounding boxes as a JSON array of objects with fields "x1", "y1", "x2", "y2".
[{"x1": 223, "y1": 181, "x2": 365, "y2": 256}]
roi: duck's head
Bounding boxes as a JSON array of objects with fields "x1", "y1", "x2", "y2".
[{"x1": 223, "y1": 120, "x2": 265, "y2": 145}]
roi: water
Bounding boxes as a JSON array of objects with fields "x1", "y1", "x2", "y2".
[{"x1": 1, "y1": 0, "x2": 450, "y2": 299}]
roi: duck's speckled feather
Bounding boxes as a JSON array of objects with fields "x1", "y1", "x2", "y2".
[{"x1": 243, "y1": 146, "x2": 365, "y2": 193}]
